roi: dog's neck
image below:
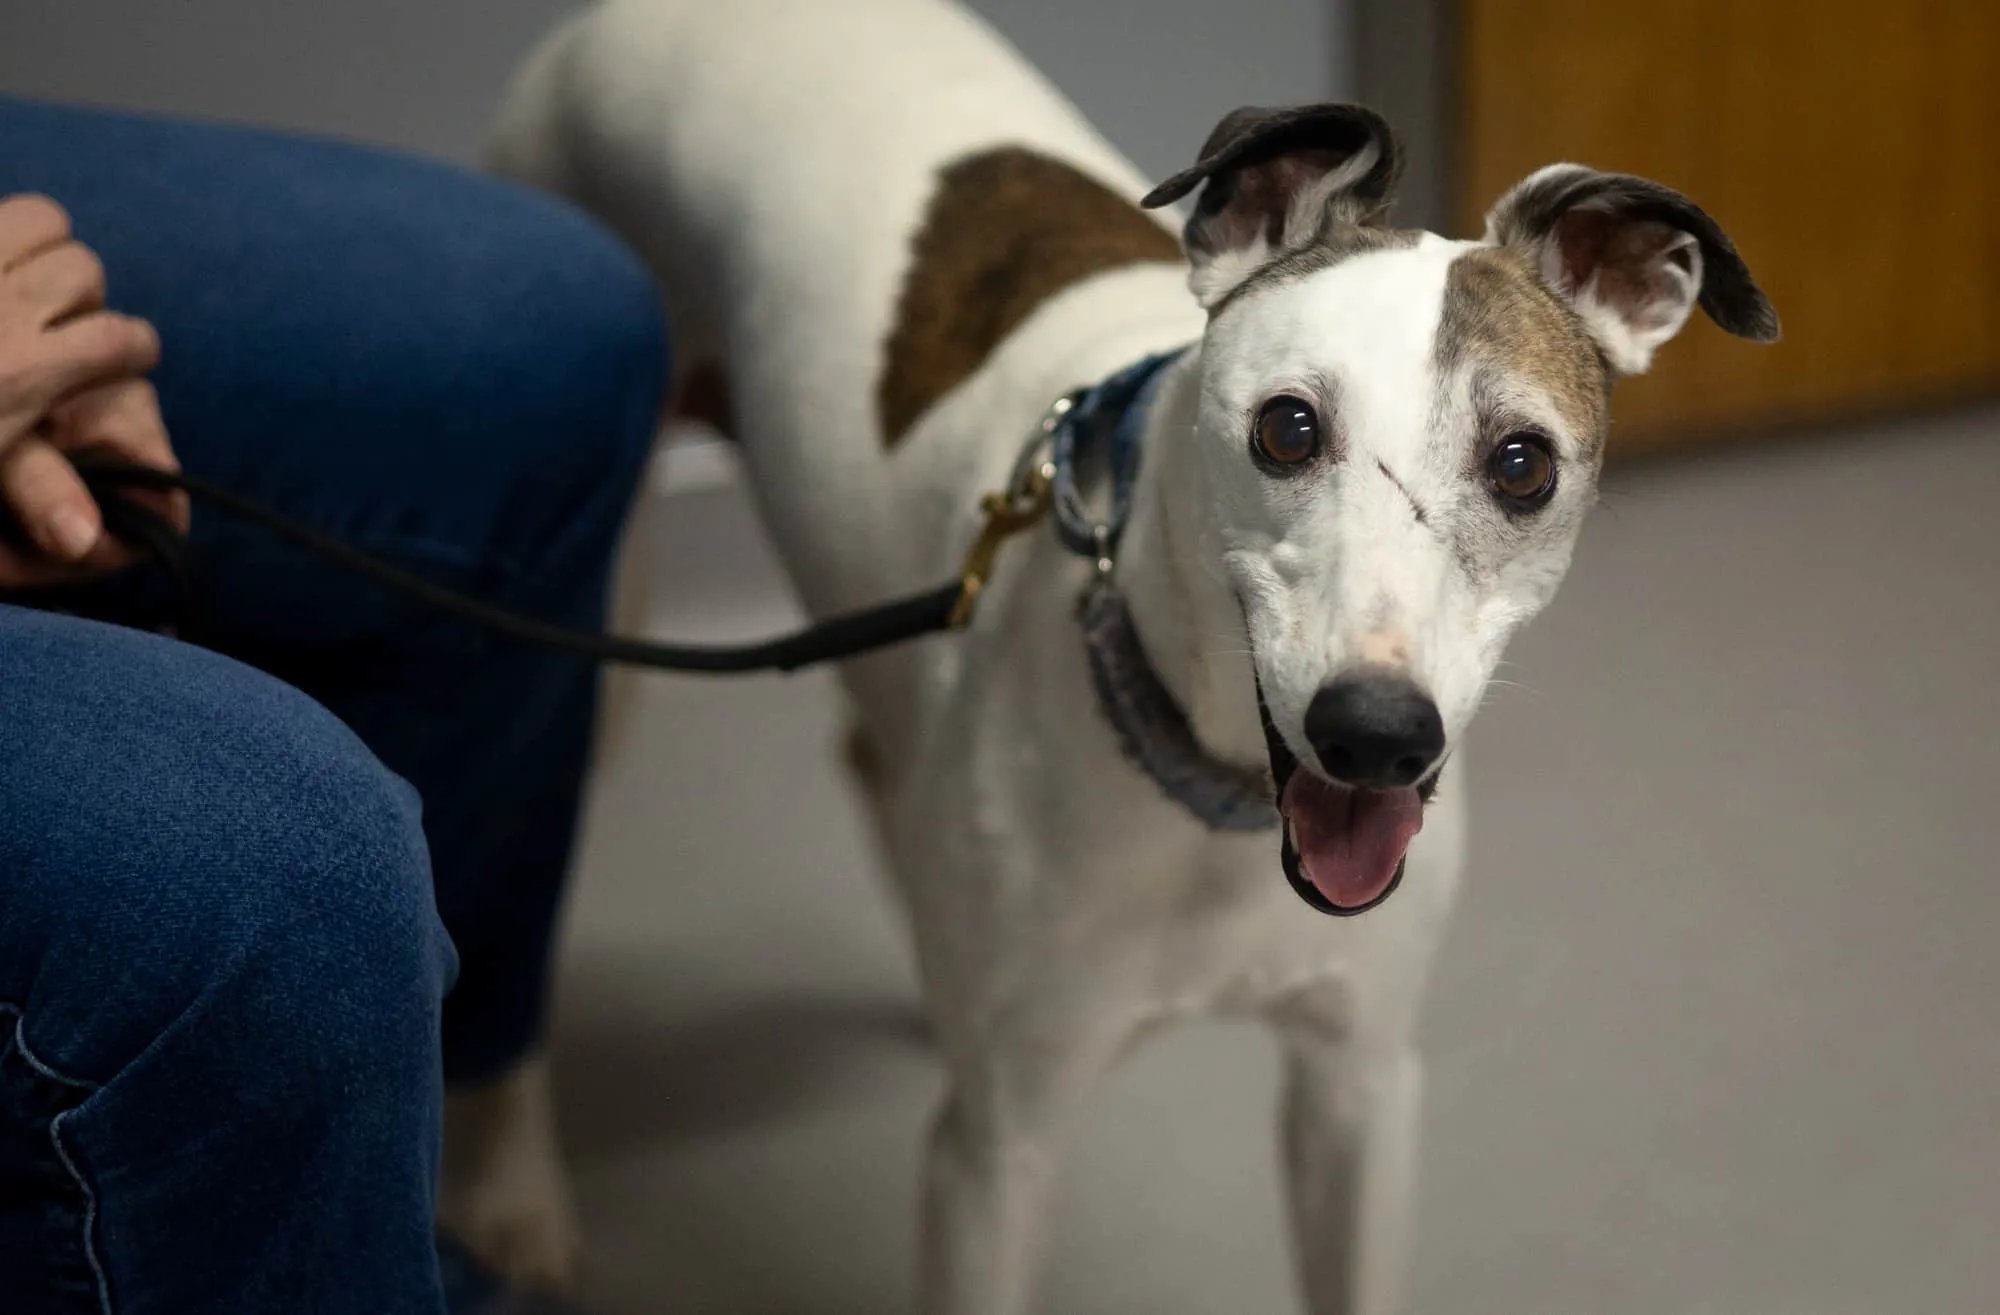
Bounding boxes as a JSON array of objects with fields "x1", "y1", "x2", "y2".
[{"x1": 1114, "y1": 348, "x2": 1269, "y2": 774}]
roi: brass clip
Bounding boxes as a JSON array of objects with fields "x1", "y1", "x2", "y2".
[{"x1": 949, "y1": 463, "x2": 1052, "y2": 628}]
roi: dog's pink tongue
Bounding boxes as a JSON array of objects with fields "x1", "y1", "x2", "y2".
[{"x1": 1282, "y1": 772, "x2": 1425, "y2": 909}]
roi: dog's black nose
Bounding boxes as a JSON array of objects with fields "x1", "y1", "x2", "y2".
[{"x1": 1305, "y1": 673, "x2": 1445, "y2": 789}]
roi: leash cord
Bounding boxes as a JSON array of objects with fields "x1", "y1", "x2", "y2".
[
  {"x1": 36, "y1": 351, "x2": 1183, "y2": 674},
  {"x1": 64, "y1": 456, "x2": 971, "y2": 674}
]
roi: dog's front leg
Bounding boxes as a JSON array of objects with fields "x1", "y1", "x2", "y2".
[
  {"x1": 919, "y1": 1015, "x2": 1130, "y2": 1315},
  {"x1": 438, "y1": 1051, "x2": 581, "y2": 1292},
  {"x1": 1272, "y1": 1007, "x2": 1424, "y2": 1315}
]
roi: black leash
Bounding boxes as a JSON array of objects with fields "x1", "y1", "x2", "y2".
[
  {"x1": 41, "y1": 350, "x2": 1185, "y2": 675},
  {"x1": 65, "y1": 456, "x2": 997, "y2": 673}
]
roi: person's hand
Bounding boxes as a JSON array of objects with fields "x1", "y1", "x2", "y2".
[{"x1": 0, "y1": 193, "x2": 187, "y2": 587}]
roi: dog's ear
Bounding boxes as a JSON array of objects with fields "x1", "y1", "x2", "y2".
[
  {"x1": 1482, "y1": 164, "x2": 1780, "y2": 374},
  {"x1": 1141, "y1": 103, "x2": 1400, "y2": 309}
]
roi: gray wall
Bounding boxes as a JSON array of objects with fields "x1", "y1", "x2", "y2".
[{"x1": 0, "y1": 1, "x2": 1346, "y2": 184}]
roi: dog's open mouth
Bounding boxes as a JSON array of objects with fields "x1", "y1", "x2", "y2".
[{"x1": 1259, "y1": 691, "x2": 1439, "y2": 917}]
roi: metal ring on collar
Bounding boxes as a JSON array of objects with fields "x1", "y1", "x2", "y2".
[{"x1": 1003, "y1": 393, "x2": 1074, "y2": 515}]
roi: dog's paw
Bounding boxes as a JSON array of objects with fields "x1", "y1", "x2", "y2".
[
  {"x1": 446, "y1": 1196, "x2": 581, "y2": 1296},
  {"x1": 439, "y1": 1053, "x2": 582, "y2": 1294}
]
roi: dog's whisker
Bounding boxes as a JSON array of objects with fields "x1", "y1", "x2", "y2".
[{"x1": 1480, "y1": 678, "x2": 1550, "y2": 709}]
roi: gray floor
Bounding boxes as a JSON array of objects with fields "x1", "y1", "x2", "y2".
[{"x1": 560, "y1": 407, "x2": 2000, "y2": 1315}]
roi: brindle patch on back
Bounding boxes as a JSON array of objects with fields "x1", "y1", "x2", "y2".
[
  {"x1": 877, "y1": 147, "x2": 1184, "y2": 446},
  {"x1": 1434, "y1": 246, "x2": 1610, "y2": 448}
]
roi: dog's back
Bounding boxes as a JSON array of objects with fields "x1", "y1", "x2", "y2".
[{"x1": 492, "y1": 0, "x2": 1196, "y2": 624}]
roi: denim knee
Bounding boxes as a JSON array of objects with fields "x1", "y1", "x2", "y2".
[
  {"x1": 358, "y1": 176, "x2": 669, "y2": 595},
  {"x1": 511, "y1": 193, "x2": 669, "y2": 423},
  {"x1": 0, "y1": 608, "x2": 455, "y2": 1086},
  {"x1": 476, "y1": 186, "x2": 668, "y2": 574}
]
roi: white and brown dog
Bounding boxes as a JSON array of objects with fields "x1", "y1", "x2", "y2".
[{"x1": 478, "y1": 2, "x2": 1777, "y2": 1311}]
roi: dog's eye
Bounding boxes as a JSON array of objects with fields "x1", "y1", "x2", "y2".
[
  {"x1": 1487, "y1": 432, "x2": 1557, "y2": 508},
  {"x1": 1253, "y1": 396, "x2": 1320, "y2": 469}
]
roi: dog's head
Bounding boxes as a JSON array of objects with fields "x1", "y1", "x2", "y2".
[{"x1": 1141, "y1": 105, "x2": 1778, "y2": 914}]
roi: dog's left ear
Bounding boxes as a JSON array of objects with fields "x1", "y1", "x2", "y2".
[
  {"x1": 1141, "y1": 103, "x2": 1400, "y2": 309},
  {"x1": 1483, "y1": 164, "x2": 1780, "y2": 374}
]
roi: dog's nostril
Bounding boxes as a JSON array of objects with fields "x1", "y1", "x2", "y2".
[{"x1": 1305, "y1": 673, "x2": 1445, "y2": 789}]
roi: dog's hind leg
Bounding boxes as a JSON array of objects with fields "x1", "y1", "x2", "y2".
[
  {"x1": 1269, "y1": 994, "x2": 1424, "y2": 1315},
  {"x1": 919, "y1": 1007, "x2": 1135, "y2": 1315}
]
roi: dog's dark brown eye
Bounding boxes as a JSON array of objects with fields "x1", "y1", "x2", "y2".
[
  {"x1": 1487, "y1": 432, "x2": 1557, "y2": 508},
  {"x1": 1253, "y1": 396, "x2": 1320, "y2": 469}
]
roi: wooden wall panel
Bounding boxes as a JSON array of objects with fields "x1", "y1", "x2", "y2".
[{"x1": 1456, "y1": 1, "x2": 2000, "y2": 454}]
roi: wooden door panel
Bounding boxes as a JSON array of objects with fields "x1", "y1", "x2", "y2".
[{"x1": 1456, "y1": 0, "x2": 2000, "y2": 454}]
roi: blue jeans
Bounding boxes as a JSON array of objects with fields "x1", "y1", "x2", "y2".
[{"x1": 0, "y1": 98, "x2": 666, "y2": 1312}]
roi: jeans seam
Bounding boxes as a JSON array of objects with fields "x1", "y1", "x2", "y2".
[{"x1": 3, "y1": 1002, "x2": 116, "y2": 1315}]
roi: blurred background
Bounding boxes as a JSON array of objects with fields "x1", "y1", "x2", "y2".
[{"x1": 6, "y1": 2, "x2": 1997, "y2": 1312}]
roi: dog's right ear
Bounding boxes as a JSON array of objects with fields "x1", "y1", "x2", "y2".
[{"x1": 1141, "y1": 104, "x2": 1400, "y2": 309}]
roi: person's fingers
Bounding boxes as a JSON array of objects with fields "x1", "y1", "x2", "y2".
[
  {"x1": 0, "y1": 536, "x2": 83, "y2": 589},
  {"x1": 50, "y1": 378, "x2": 188, "y2": 532},
  {"x1": 0, "y1": 313, "x2": 159, "y2": 457},
  {"x1": 3, "y1": 312, "x2": 159, "y2": 416},
  {"x1": 58, "y1": 376, "x2": 175, "y2": 452},
  {"x1": 0, "y1": 194, "x2": 72, "y2": 271},
  {"x1": 48, "y1": 310, "x2": 159, "y2": 378},
  {"x1": 0, "y1": 518, "x2": 132, "y2": 587},
  {"x1": 2, "y1": 240, "x2": 108, "y2": 326},
  {"x1": 0, "y1": 433, "x2": 102, "y2": 562}
]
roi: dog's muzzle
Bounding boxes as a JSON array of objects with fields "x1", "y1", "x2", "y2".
[{"x1": 1258, "y1": 681, "x2": 1440, "y2": 917}]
